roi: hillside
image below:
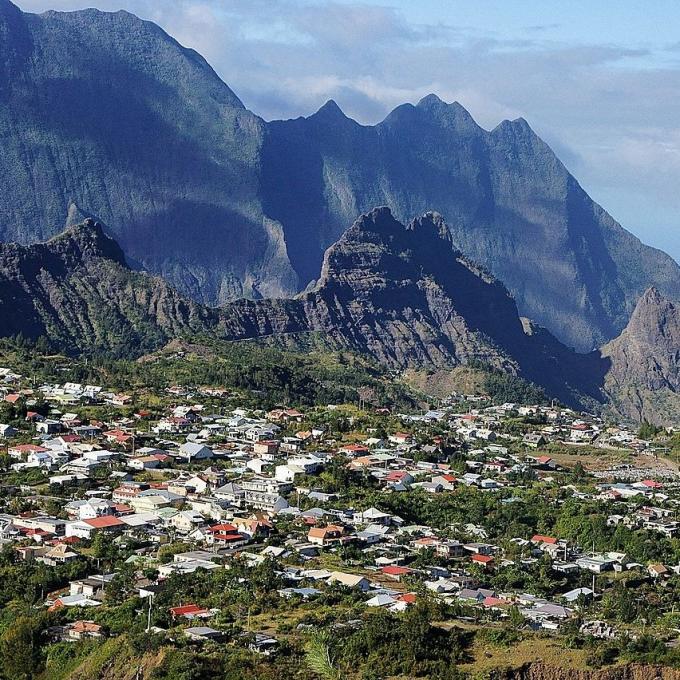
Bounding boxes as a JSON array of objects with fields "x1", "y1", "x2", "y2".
[{"x1": 0, "y1": 210, "x2": 607, "y2": 410}]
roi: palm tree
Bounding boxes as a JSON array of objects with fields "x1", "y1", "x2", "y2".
[{"x1": 304, "y1": 630, "x2": 341, "y2": 680}]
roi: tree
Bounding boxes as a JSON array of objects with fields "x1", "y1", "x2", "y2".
[
  {"x1": 0, "y1": 615, "x2": 43, "y2": 680},
  {"x1": 304, "y1": 631, "x2": 340, "y2": 680},
  {"x1": 638, "y1": 420, "x2": 662, "y2": 440}
]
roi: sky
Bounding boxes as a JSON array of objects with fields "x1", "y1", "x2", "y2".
[{"x1": 17, "y1": 0, "x2": 680, "y2": 261}]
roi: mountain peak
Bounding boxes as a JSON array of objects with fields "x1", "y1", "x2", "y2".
[
  {"x1": 313, "y1": 99, "x2": 347, "y2": 120},
  {"x1": 347, "y1": 206, "x2": 402, "y2": 236},
  {"x1": 492, "y1": 116, "x2": 537, "y2": 139},
  {"x1": 637, "y1": 286, "x2": 664, "y2": 307},
  {"x1": 415, "y1": 94, "x2": 478, "y2": 131},
  {"x1": 408, "y1": 211, "x2": 454, "y2": 246},
  {"x1": 51, "y1": 220, "x2": 127, "y2": 267},
  {"x1": 417, "y1": 93, "x2": 445, "y2": 108},
  {"x1": 625, "y1": 286, "x2": 676, "y2": 334}
]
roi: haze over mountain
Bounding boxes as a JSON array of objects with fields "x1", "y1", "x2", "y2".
[{"x1": 1, "y1": 0, "x2": 679, "y2": 351}]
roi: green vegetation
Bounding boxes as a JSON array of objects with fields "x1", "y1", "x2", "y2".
[{"x1": 467, "y1": 360, "x2": 548, "y2": 405}]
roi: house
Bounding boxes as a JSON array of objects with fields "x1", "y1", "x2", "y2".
[
  {"x1": 532, "y1": 455, "x2": 556, "y2": 469},
  {"x1": 36, "y1": 419, "x2": 63, "y2": 435},
  {"x1": 128, "y1": 455, "x2": 164, "y2": 471},
  {"x1": 170, "y1": 603, "x2": 211, "y2": 620},
  {"x1": 213, "y1": 482, "x2": 245, "y2": 507},
  {"x1": 184, "y1": 626, "x2": 224, "y2": 642},
  {"x1": 308, "y1": 525, "x2": 345, "y2": 547},
  {"x1": 649, "y1": 563, "x2": 669, "y2": 579},
  {"x1": 523, "y1": 433, "x2": 547, "y2": 448},
  {"x1": 38, "y1": 544, "x2": 79, "y2": 566},
  {"x1": 253, "y1": 440, "x2": 279, "y2": 458},
  {"x1": 169, "y1": 510, "x2": 206, "y2": 534},
  {"x1": 0, "y1": 424, "x2": 17, "y2": 438},
  {"x1": 381, "y1": 565, "x2": 414, "y2": 581},
  {"x1": 576, "y1": 556, "x2": 615, "y2": 573},
  {"x1": 69, "y1": 574, "x2": 115, "y2": 599},
  {"x1": 327, "y1": 572, "x2": 370, "y2": 591},
  {"x1": 389, "y1": 432, "x2": 413, "y2": 445},
  {"x1": 206, "y1": 523, "x2": 248, "y2": 546},
  {"x1": 65, "y1": 516, "x2": 125, "y2": 539},
  {"x1": 339, "y1": 444, "x2": 369, "y2": 457},
  {"x1": 9, "y1": 444, "x2": 48, "y2": 460},
  {"x1": 366, "y1": 593, "x2": 398, "y2": 608},
  {"x1": 531, "y1": 534, "x2": 558, "y2": 545},
  {"x1": 67, "y1": 621, "x2": 105, "y2": 640},
  {"x1": 244, "y1": 632, "x2": 278, "y2": 655},
  {"x1": 471, "y1": 554, "x2": 495, "y2": 569},
  {"x1": 178, "y1": 443, "x2": 214, "y2": 462},
  {"x1": 562, "y1": 587, "x2": 594, "y2": 603},
  {"x1": 267, "y1": 408, "x2": 304, "y2": 423}
]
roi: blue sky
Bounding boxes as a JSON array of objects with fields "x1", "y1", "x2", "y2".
[{"x1": 18, "y1": 0, "x2": 680, "y2": 261}]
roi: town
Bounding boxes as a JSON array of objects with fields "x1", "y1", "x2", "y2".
[{"x1": 1, "y1": 343, "x2": 679, "y2": 679}]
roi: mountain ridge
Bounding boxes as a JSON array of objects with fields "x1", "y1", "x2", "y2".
[
  {"x1": 3, "y1": 209, "x2": 680, "y2": 423},
  {"x1": 0, "y1": 1, "x2": 679, "y2": 352},
  {"x1": 0, "y1": 210, "x2": 607, "y2": 409}
]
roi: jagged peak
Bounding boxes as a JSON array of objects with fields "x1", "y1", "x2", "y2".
[
  {"x1": 415, "y1": 95, "x2": 478, "y2": 128},
  {"x1": 312, "y1": 99, "x2": 348, "y2": 121},
  {"x1": 350, "y1": 206, "x2": 399, "y2": 232},
  {"x1": 637, "y1": 286, "x2": 665, "y2": 306},
  {"x1": 621, "y1": 286, "x2": 678, "y2": 338},
  {"x1": 47, "y1": 219, "x2": 127, "y2": 266},
  {"x1": 629, "y1": 286, "x2": 675, "y2": 319},
  {"x1": 408, "y1": 211, "x2": 454, "y2": 246},
  {"x1": 491, "y1": 116, "x2": 537, "y2": 138},
  {"x1": 65, "y1": 201, "x2": 97, "y2": 229}
]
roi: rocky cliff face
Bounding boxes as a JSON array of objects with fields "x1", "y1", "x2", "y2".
[
  {"x1": 600, "y1": 288, "x2": 680, "y2": 425},
  {"x1": 0, "y1": 1, "x2": 679, "y2": 351},
  {"x1": 0, "y1": 220, "x2": 220, "y2": 355},
  {"x1": 263, "y1": 95, "x2": 680, "y2": 351},
  {"x1": 0, "y1": 209, "x2": 608, "y2": 410},
  {"x1": 0, "y1": 0, "x2": 297, "y2": 303}
]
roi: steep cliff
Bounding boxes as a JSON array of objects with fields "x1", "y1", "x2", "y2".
[
  {"x1": 0, "y1": 1, "x2": 679, "y2": 350},
  {"x1": 0, "y1": 209, "x2": 607, "y2": 410},
  {"x1": 601, "y1": 288, "x2": 680, "y2": 425}
]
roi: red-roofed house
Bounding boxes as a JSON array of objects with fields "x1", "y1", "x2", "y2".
[
  {"x1": 170, "y1": 604, "x2": 210, "y2": 619},
  {"x1": 66, "y1": 516, "x2": 125, "y2": 539},
  {"x1": 531, "y1": 534, "x2": 558, "y2": 545},
  {"x1": 206, "y1": 524, "x2": 247, "y2": 546},
  {"x1": 381, "y1": 565, "x2": 414, "y2": 581},
  {"x1": 340, "y1": 444, "x2": 369, "y2": 457},
  {"x1": 471, "y1": 554, "x2": 495, "y2": 569}
]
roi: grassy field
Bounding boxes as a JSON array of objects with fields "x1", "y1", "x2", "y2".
[{"x1": 452, "y1": 628, "x2": 591, "y2": 674}]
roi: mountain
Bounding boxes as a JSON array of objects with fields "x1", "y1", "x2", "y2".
[
  {"x1": 263, "y1": 95, "x2": 680, "y2": 351},
  {"x1": 600, "y1": 288, "x2": 680, "y2": 425},
  {"x1": 0, "y1": 209, "x2": 609, "y2": 409},
  {"x1": 0, "y1": 0, "x2": 297, "y2": 303},
  {"x1": 1, "y1": 1, "x2": 680, "y2": 350}
]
